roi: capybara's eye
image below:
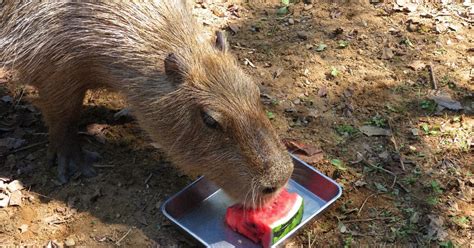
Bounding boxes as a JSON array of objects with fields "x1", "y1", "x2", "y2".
[{"x1": 201, "y1": 110, "x2": 220, "y2": 130}]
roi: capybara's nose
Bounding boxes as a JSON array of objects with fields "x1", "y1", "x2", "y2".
[{"x1": 262, "y1": 186, "x2": 278, "y2": 194}]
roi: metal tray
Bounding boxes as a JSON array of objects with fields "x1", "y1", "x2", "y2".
[{"x1": 161, "y1": 154, "x2": 342, "y2": 247}]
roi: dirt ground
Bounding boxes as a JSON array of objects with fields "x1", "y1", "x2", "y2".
[{"x1": 0, "y1": 0, "x2": 472, "y2": 247}]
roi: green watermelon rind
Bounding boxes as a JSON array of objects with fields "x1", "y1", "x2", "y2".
[{"x1": 270, "y1": 195, "x2": 304, "y2": 245}]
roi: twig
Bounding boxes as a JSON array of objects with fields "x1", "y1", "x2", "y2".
[
  {"x1": 342, "y1": 217, "x2": 394, "y2": 223},
  {"x1": 26, "y1": 190, "x2": 54, "y2": 200},
  {"x1": 232, "y1": 45, "x2": 256, "y2": 51},
  {"x1": 144, "y1": 173, "x2": 153, "y2": 184},
  {"x1": 362, "y1": 157, "x2": 397, "y2": 189},
  {"x1": 1, "y1": 141, "x2": 48, "y2": 157},
  {"x1": 396, "y1": 181, "x2": 410, "y2": 193},
  {"x1": 244, "y1": 58, "x2": 256, "y2": 68},
  {"x1": 427, "y1": 64, "x2": 438, "y2": 90},
  {"x1": 357, "y1": 193, "x2": 379, "y2": 216},
  {"x1": 388, "y1": 119, "x2": 405, "y2": 171},
  {"x1": 115, "y1": 227, "x2": 133, "y2": 246}
]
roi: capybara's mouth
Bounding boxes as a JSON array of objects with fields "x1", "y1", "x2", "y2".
[{"x1": 240, "y1": 184, "x2": 286, "y2": 209}]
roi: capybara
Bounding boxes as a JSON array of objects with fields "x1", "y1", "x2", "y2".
[{"x1": 0, "y1": 1, "x2": 293, "y2": 207}]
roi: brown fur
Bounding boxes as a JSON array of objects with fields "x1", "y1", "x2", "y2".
[{"x1": 0, "y1": 0, "x2": 293, "y2": 207}]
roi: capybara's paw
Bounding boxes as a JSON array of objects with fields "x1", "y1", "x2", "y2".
[{"x1": 52, "y1": 149, "x2": 100, "y2": 184}]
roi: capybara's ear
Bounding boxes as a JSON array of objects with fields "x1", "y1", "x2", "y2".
[
  {"x1": 215, "y1": 31, "x2": 227, "y2": 52},
  {"x1": 164, "y1": 53, "x2": 184, "y2": 84}
]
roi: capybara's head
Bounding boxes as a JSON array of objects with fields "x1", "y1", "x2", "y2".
[{"x1": 133, "y1": 33, "x2": 293, "y2": 208}]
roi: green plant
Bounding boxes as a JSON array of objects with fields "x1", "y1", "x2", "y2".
[
  {"x1": 430, "y1": 180, "x2": 443, "y2": 194},
  {"x1": 420, "y1": 99, "x2": 437, "y2": 113},
  {"x1": 366, "y1": 115, "x2": 387, "y2": 127},
  {"x1": 439, "y1": 240, "x2": 454, "y2": 248},
  {"x1": 343, "y1": 235, "x2": 353, "y2": 248},
  {"x1": 330, "y1": 67, "x2": 340, "y2": 77},
  {"x1": 331, "y1": 159, "x2": 347, "y2": 171},
  {"x1": 338, "y1": 40, "x2": 349, "y2": 48},
  {"x1": 266, "y1": 110, "x2": 275, "y2": 120},
  {"x1": 452, "y1": 216, "x2": 470, "y2": 228},
  {"x1": 335, "y1": 124, "x2": 358, "y2": 136},
  {"x1": 426, "y1": 196, "x2": 439, "y2": 206},
  {"x1": 420, "y1": 123, "x2": 440, "y2": 135}
]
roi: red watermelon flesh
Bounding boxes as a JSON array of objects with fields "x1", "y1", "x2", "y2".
[{"x1": 225, "y1": 189, "x2": 304, "y2": 247}]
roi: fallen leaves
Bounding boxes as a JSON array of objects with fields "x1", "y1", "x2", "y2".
[
  {"x1": 282, "y1": 138, "x2": 324, "y2": 164},
  {"x1": 430, "y1": 92, "x2": 463, "y2": 111},
  {"x1": 359, "y1": 125, "x2": 392, "y2": 136},
  {"x1": 427, "y1": 215, "x2": 448, "y2": 241},
  {"x1": 0, "y1": 179, "x2": 25, "y2": 208}
]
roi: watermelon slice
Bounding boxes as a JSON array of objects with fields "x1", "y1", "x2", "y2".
[{"x1": 225, "y1": 189, "x2": 304, "y2": 247}]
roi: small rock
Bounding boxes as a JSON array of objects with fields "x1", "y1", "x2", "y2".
[
  {"x1": 303, "y1": 4, "x2": 313, "y2": 11},
  {"x1": 64, "y1": 237, "x2": 75, "y2": 247},
  {"x1": 408, "y1": 60, "x2": 426, "y2": 71},
  {"x1": 1, "y1": 95, "x2": 13, "y2": 103},
  {"x1": 435, "y1": 23, "x2": 448, "y2": 33},
  {"x1": 318, "y1": 87, "x2": 328, "y2": 97},
  {"x1": 288, "y1": 18, "x2": 294, "y2": 25},
  {"x1": 297, "y1": 31, "x2": 308, "y2": 40},
  {"x1": 381, "y1": 48, "x2": 394, "y2": 60},
  {"x1": 293, "y1": 99, "x2": 301, "y2": 105},
  {"x1": 0, "y1": 193, "x2": 9, "y2": 208},
  {"x1": 19, "y1": 224, "x2": 28, "y2": 233},
  {"x1": 411, "y1": 128, "x2": 419, "y2": 136},
  {"x1": 7, "y1": 180, "x2": 24, "y2": 192},
  {"x1": 378, "y1": 151, "x2": 390, "y2": 160},
  {"x1": 9, "y1": 190, "x2": 22, "y2": 206},
  {"x1": 354, "y1": 179, "x2": 367, "y2": 187}
]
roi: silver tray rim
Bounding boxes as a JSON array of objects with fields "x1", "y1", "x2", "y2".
[{"x1": 161, "y1": 153, "x2": 343, "y2": 247}]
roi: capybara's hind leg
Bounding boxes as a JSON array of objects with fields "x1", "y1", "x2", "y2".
[{"x1": 38, "y1": 84, "x2": 99, "y2": 184}]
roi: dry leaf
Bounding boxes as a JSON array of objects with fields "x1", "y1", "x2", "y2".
[
  {"x1": 408, "y1": 60, "x2": 426, "y2": 71},
  {"x1": 359, "y1": 125, "x2": 392, "y2": 136}
]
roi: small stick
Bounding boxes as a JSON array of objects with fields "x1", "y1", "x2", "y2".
[
  {"x1": 427, "y1": 64, "x2": 438, "y2": 90},
  {"x1": 388, "y1": 118, "x2": 405, "y2": 171},
  {"x1": 396, "y1": 181, "x2": 410, "y2": 193},
  {"x1": 232, "y1": 45, "x2": 256, "y2": 51},
  {"x1": 342, "y1": 217, "x2": 394, "y2": 223},
  {"x1": 115, "y1": 227, "x2": 133, "y2": 246},
  {"x1": 244, "y1": 58, "x2": 256, "y2": 68},
  {"x1": 144, "y1": 173, "x2": 153, "y2": 184},
  {"x1": 363, "y1": 158, "x2": 397, "y2": 189},
  {"x1": 27, "y1": 190, "x2": 54, "y2": 200},
  {"x1": 1, "y1": 141, "x2": 48, "y2": 157},
  {"x1": 357, "y1": 193, "x2": 379, "y2": 216}
]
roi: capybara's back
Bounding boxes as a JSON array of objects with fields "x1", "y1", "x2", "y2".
[{"x1": 0, "y1": 1, "x2": 293, "y2": 207}]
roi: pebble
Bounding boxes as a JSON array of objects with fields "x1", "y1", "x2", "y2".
[
  {"x1": 288, "y1": 18, "x2": 294, "y2": 25},
  {"x1": 297, "y1": 31, "x2": 308, "y2": 40},
  {"x1": 303, "y1": 4, "x2": 313, "y2": 11},
  {"x1": 65, "y1": 237, "x2": 75, "y2": 247}
]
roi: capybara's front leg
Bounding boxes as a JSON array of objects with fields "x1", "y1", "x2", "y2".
[{"x1": 38, "y1": 85, "x2": 99, "y2": 184}]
